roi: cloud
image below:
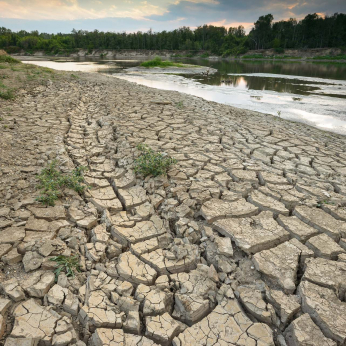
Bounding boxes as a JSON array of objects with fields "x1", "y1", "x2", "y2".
[
  {"x1": 0, "y1": 0, "x2": 345, "y2": 33},
  {"x1": 174, "y1": 0, "x2": 219, "y2": 4},
  {"x1": 0, "y1": 0, "x2": 221, "y2": 21},
  {"x1": 0, "y1": 0, "x2": 110, "y2": 20},
  {"x1": 206, "y1": 19, "x2": 253, "y2": 31},
  {"x1": 0, "y1": 0, "x2": 171, "y2": 20}
]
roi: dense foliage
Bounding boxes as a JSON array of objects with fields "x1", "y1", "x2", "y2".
[
  {"x1": 0, "y1": 12, "x2": 345, "y2": 56},
  {"x1": 249, "y1": 13, "x2": 346, "y2": 50}
]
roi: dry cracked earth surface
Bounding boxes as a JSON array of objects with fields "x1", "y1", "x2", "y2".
[{"x1": 0, "y1": 68, "x2": 346, "y2": 346}]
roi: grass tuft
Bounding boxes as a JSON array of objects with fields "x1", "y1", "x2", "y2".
[
  {"x1": 36, "y1": 160, "x2": 88, "y2": 206},
  {"x1": 134, "y1": 144, "x2": 177, "y2": 177},
  {"x1": 0, "y1": 55, "x2": 21, "y2": 64},
  {"x1": 140, "y1": 57, "x2": 185, "y2": 68},
  {"x1": 0, "y1": 89, "x2": 15, "y2": 100},
  {"x1": 176, "y1": 101, "x2": 184, "y2": 109},
  {"x1": 50, "y1": 255, "x2": 80, "y2": 281}
]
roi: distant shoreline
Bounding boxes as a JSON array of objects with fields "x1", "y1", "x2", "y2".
[{"x1": 12, "y1": 47, "x2": 346, "y2": 63}]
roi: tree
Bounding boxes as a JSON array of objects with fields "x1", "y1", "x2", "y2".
[{"x1": 1, "y1": 12, "x2": 345, "y2": 55}]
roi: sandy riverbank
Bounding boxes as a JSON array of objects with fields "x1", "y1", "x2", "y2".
[
  {"x1": 0, "y1": 65, "x2": 346, "y2": 345},
  {"x1": 11, "y1": 47, "x2": 346, "y2": 62}
]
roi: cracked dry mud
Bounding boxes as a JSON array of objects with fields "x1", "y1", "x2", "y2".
[{"x1": 0, "y1": 69, "x2": 346, "y2": 346}]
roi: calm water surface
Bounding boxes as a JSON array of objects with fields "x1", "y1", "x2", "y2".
[{"x1": 21, "y1": 57, "x2": 346, "y2": 134}]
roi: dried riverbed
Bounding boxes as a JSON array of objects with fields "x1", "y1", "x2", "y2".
[{"x1": 1, "y1": 66, "x2": 346, "y2": 346}]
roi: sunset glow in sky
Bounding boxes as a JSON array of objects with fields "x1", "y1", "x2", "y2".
[{"x1": 0, "y1": 0, "x2": 345, "y2": 33}]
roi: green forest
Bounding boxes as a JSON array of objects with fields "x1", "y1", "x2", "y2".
[{"x1": 0, "y1": 12, "x2": 345, "y2": 57}]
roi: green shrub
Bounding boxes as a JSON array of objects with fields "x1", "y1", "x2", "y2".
[
  {"x1": 0, "y1": 55, "x2": 21, "y2": 64},
  {"x1": 242, "y1": 54, "x2": 264, "y2": 59},
  {"x1": 36, "y1": 160, "x2": 88, "y2": 206},
  {"x1": 176, "y1": 101, "x2": 184, "y2": 109},
  {"x1": 3, "y1": 46, "x2": 21, "y2": 54},
  {"x1": 200, "y1": 52, "x2": 210, "y2": 58},
  {"x1": 0, "y1": 89, "x2": 15, "y2": 100},
  {"x1": 140, "y1": 57, "x2": 185, "y2": 68},
  {"x1": 275, "y1": 55, "x2": 301, "y2": 59},
  {"x1": 312, "y1": 54, "x2": 346, "y2": 60},
  {"x1": 50, "y1": 255, "x2": 80, "y2": 280},
  {"x1": 134, "y1": 144, "x2": 177, "y2": 177},
  {"x1": 221, "y1": 49, "x2": 231, "y2": 58}
]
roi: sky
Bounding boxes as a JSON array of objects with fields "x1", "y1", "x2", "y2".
[{"x1": 0, "y1": 0, "x2": 345, "y2": 34}]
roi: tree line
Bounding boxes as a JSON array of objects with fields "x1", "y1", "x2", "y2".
[{"x1": 0, "y1": 12, "x2": 345, "y2": 57}]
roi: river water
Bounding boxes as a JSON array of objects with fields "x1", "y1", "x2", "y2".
[{"x1": 20, "y1": 57, "x2": 346, "y2": 135}]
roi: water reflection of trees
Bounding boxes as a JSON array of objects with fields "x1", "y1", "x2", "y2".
[
  {"x1": 198, "y1": 74, "x2": 321, "y2": 95},
  {"x1": 187, "y1": 59, "x2": 346, "y2": 80},
  {"x1": 107, "y1": 58, "x2": 345, "y2": 97}
]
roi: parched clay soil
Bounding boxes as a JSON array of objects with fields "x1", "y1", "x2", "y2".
[{"x1": 1, "y1": 66, "x2": 346, "y2": 346}]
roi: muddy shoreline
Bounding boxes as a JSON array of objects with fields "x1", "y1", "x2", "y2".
[{"x1": 125, "y1": 65, "x2": 218, "y2": 75}]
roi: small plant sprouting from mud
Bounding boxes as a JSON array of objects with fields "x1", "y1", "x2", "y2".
[
  {"x1": 50, "y1": 255, "x2": 80, "y2": 281},
  {"x1": 316, "y1": 199, "x2": 335, "y2": 208},
  {"x1": 134, "y1": 144, "x2": 177, "y2": 177},
  {"x1": 36, "y1": 160, "x2": 88, "y2": 206},
  {"x1": 176, "y1": 101, "x2": 184, "y2": 109}
]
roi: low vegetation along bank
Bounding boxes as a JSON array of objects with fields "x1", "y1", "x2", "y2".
[
  {"x1": 140, "y1": 57, "x2": 186, "y2": 68},
  {"x1": 240, "y1": 53, "x2": 346, "y2": 60},
  {"x1": 0, "y1": 53, "x2": 22, "y2": 100},
  {"x1": 0, "y1": 52, "x2": 82, "y2": 102}
]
